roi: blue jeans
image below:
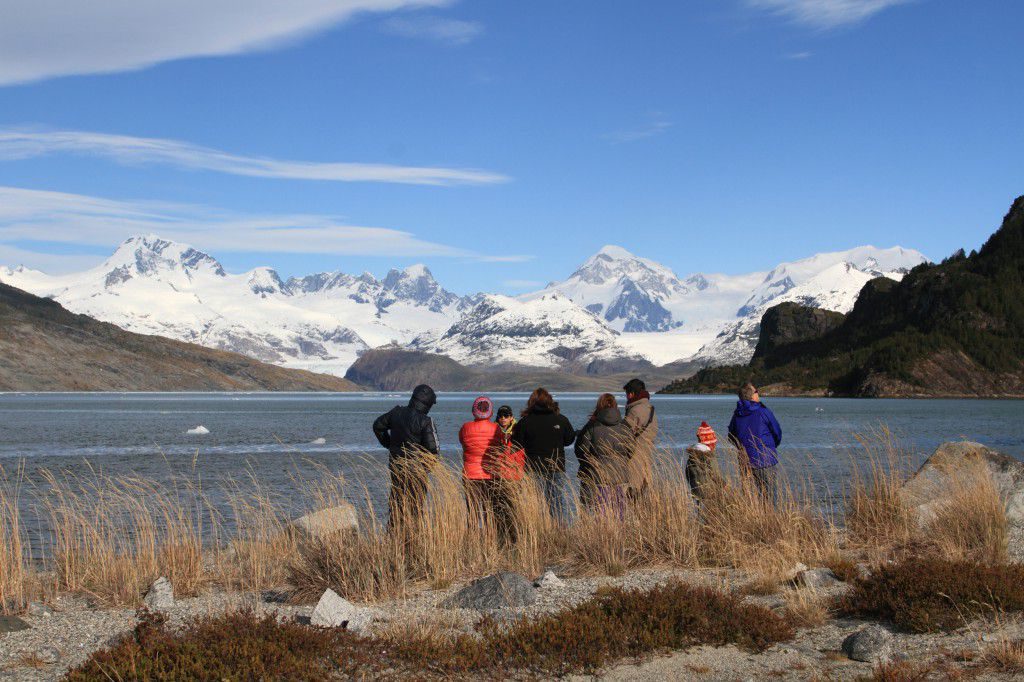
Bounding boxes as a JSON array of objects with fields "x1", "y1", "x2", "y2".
[{"x1": 542, "y1": 470, "x2": 569, "y2": 523}]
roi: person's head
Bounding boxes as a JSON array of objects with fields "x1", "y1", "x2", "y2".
[
  {"x1": 472, "y1": 396, "x2": 493, "y2": 421},
  {"x1": 523, "y1": 387, "x2": 555, "y2": 417},
  {"x1": 594, "y1": 392, "x2": 618, "y2": 412},
  {"x1": 409, "y1": 384, "x2": 437, "y2": 412},
  {"x1": 623, "y1": 378, "x2": 646, "y2": 400},
  {"x1": 496, "y1": 405, "x2": 514, "y2": 428},
  {"x1": 738, "y1": 382, "x2": 759, "y2": 402}
]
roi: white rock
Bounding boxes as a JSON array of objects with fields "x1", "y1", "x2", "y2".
[
  {"x1": 186, "y1": 425, "x2": 210, "y2": 435},
  {"x1": 310, "y1": 589, "x2": 372, "y2": 633},
  {"x1": 533, "y1": 570, "x2": 564, "y2": 588},
  {"x1": 292, "y1": 503, "x2": 359, "y2": 538},
  {"x1": 143, "y1": 576, "x2": 175, "y2": 610}
]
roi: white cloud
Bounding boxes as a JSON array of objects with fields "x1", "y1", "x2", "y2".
[
  {"x1": 381, "y1": 15, "x2": 483, "y2": 45},
  {"x1": 0, "y1": 186, "x2": 530, "y2": 268},
  {"x1": 787, "y1": 51, "x2": 814, "y2": 59},
  {"x1": 745, "y1": 0, "x2": 914, "y2": 29},
  {"x1": 602, "y1": 114, "x2": 673, "y2": 144},
  {"x1": 0, "y1": 0, "x2": 452, "y2": 86},
  {"x1": 0, "y1": 129, "x2": 509, "y2": 186}
]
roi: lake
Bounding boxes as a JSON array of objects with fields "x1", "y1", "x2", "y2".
[{"x1": 1, "y1": 392, "x2": 1023, "y2": 552}]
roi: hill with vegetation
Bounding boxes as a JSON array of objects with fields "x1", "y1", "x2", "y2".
[
  {"x1": 661, "y1": 196, "x2": 1024, "y2": 398},
  {"x1": 0, "y1": 282, "x2": 359, "y2": 392}
]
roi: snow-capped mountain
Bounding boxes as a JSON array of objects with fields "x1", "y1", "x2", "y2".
[
  {"x1": 0, "y1": 235, "x2": 929, "y2": 378},
  {"x1": 0, "y1": 235, "x2": 469, "y2": 376},
  {"x1": 412, "y1": 293, "x2": 642, "y2": 369}
]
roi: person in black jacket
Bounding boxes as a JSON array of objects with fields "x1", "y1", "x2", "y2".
[
  {"x1": 373, "y1": 384, "x2": 440, "y2": 532},
  {"x1": 512, "y1": 387, "x2": 575, "y2": 523}
]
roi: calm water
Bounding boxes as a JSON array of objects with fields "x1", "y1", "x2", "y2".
[{"x1": 1, "y1": 392, "x2": 1022, "y2": 552}]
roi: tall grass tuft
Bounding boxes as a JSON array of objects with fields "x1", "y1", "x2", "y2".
[{"x1": 0, "y1": 464, "x2": 33, "y2": 612}]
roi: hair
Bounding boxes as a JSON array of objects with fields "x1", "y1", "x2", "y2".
[
  {"x1": 623, "y1": 378, "x2": 646, "y2": 395},
  {"x1": 590, "y1": 393, "x2": 618, "y2": 419},
  {"x1": 738, "y1": 382, "x2": 757, "y2": 401},
  {"x1": 496, "y1": 405, "x2": 513, "y2": 420},
  {"x1": 522, "y1": 387, "x2": 555, "y2": 418}
]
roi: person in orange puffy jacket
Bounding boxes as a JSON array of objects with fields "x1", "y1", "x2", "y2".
[{"x1": 459, "y1": 396, "x2": 503, "y2": 528}]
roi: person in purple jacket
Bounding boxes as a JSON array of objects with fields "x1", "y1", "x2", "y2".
[{"x1": 727, "y1": 382, "x2": 782, "y2": 504}]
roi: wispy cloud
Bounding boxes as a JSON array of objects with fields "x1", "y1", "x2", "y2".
[
  {"x1": 0, "y1": 129, "x2": 509, "y2": 186},
  {"x1": 381, "y1": 15, "x2": 483, "y2": 45},
  {"x1": 786, "y1": 51, "x2": 814, "y2": 59},
  {"x1": 0, "y1": 186, "x2": 530, "y2": 271},
  {"x1": 0, "y1": 0, "x2": 453, "y2": 87},
  {"x1": 602, "y1": 113, "x2": 673, "y2": 145},
  {"x1": 744, "y1": 0, "x2": 914, "y2": 29}
]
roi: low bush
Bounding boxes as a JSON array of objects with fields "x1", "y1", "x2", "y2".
[
  {"x1": 66, "y1": 581, "x2": 794, "y2": 680},
  {"x1": 837, "y1": 557, "x2": 1024, "y2": 632}
]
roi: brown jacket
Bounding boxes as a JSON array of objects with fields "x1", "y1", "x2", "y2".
[{"x1": 624, "y1": 397, "x2": 658, "y2": 490}]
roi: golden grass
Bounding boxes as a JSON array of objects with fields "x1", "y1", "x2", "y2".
[{"x1": 0, "y1": 428, "x2": 1012, "y2": 614}]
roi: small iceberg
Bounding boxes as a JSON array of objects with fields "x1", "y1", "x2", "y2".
[
  {"x1": 187, "y1": 425, "x2": 210, "y2": 435},
  {"x1": 310, "y1": 437, "x2": 327, "y2": 445}
]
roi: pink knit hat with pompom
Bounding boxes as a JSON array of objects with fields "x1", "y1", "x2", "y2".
[{"x1": 472, "y1": 396, "x2": 493, "y2": 420}]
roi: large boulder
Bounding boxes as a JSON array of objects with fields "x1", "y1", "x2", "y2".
[
  {"x1": 292, "y1": 503, "x2": 359, "y2": 539},
  {"x1": 901, "y1": 441, "x2": 1024, "y2": 524},
  {"x1": 842, "y1": 624, "x2": 897, "y2": 663},
  {"x1": 310, "y1": 589, "x2": 372, "y2": 633},
  {"x1": 443, "y1": 572, "x2": 536, "y2": 610}
]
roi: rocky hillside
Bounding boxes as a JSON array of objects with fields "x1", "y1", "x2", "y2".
[
  {"x1": 346, "y1": 347, "x2": 689, "y2": 392},
  {"x1": 0, "y1": 282, "x2": 359, "y2": 392},
  {"x1": 661, "y1": 196, "x2": 1024, "y2": 398}
]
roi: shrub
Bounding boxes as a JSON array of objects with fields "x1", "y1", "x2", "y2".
[
  {"x1": 837, "y1": 557, "x2": 1024, "y2": 632},
  {"x1": 67, "y1": 581, "x2": 794, "y2": 679}
]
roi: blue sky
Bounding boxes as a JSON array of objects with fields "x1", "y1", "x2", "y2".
[{"x1": 0, "y1": 0, "x2": 1021, "y2": 293}]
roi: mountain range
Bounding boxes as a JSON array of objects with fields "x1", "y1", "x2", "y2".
[
  {"x1": 661, "y1": 196, "x2": 1024, "y2": 398},
  {"x1": 0, "y1": 235, "x2": 928, "y2": 379}
]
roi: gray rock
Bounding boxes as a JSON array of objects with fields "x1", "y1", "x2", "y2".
[
  {"x1": 0, "y1": 615, "x2": 29, "y2": 633},
  {"x1": 310, "y1": 589, "x2": 372, "y2": 633},
  {"x1": 533, "y1": 570, "x2": 564, "y2": 588},
  {"x1": 292, "y1": 503, "x2": 359, "y2": 539},
  {"x1": 34, "y1": 647, "x2": 60, "y2": 664},
  {"x1": 842, "y1": 625, "x2": 896, "y2": 663},
  {"x1": 901, "y1": 441, "x2": 1024, "y2": 526},
  {"x1": 143, "y1": 576, "x2": 175, "y2": 611},
  {"x1": 27, "y1": 602, "x2": 54, "y2": 617},
  {"x1": 795, "y1": 568, "x2": 841, "y2": 590},
  {"x1": 443, "y1": 572, "x2": 536, "y2": 610}
]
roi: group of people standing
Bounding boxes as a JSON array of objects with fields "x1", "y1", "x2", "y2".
[{"x1": 372, "y1": 378, "x2": 783, "y2": 538}]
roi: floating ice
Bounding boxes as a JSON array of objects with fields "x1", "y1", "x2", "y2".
[
  {"x1": 187, "y1": 425, "x2": 210, "y2": 435},
  {"x1": 310, "y1": 437, "x2": 327, "y2": 445}
]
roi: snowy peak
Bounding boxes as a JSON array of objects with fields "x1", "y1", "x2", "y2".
[
  {"x1": 100, "y1": 234, "x2": 226, "y2": 287},
  {"x1": 380, "y1": 264, "x2": 461, "y2": 312}
]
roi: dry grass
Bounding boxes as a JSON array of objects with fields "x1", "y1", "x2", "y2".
[
  {"x1": 0, "y1": 464, "x2": 34, "y2": 613},
  {"x1": 980, "y1": 637, "x2": 1024, "y2": 673},
  {"x1": 924, "y1": 459, "x2": 1008, "y2": 564},
  {"x1": 845, "y1": 430, "x2": 916, "y2": 556},
  {"x1": 785, "y1": 587, "x2": 830, "y2": 627}
]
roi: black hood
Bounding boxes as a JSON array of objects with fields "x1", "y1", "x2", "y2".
[
  {"x1": 593, "y1": 407, "x2": 622, "y2": 426},
  {"x1": 409, "y1": 384, "x2": 437, "y2": 413}
]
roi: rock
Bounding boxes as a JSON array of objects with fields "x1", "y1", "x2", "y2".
[
  {"x1": 795, "y1": 568, "x2": 841, "y2": 590},
  {"x1": 842, "y1": 625, "x2": 896, "y2": 663},
  {"x1": 292, "y1": 503, "x2": 359, "y2": 539},
  {"x1": 34, "y1": 647, "x2": 60, "y2": 664},
  {"x1": 0, "y1": 615, "x2": 29, "y2": 633},
  {"x1": 310, "y1": 589, "x2": 372, "y2": 633},
  {"x1": 443, "y1": 572, "x2": 537, "y2": 610},
  {"x1": 27, "y1": 602, "x2": 54, "y2": 617},
  {"x1": 143, "y1": 576, "x2": 175, "y2": 610},
  {"x1": 533, "y1": 570, "x2": 564, "y2": 588},
  {"x1": 901, "y1": 441, "x2": 1024, "y2": 525}
]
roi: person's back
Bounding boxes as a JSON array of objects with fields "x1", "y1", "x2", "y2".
[
  {"x1": 373, "y1": 384, "x2": 439, "y2": 461},
  {"x1": 728, "y1": 383, "x2": 782, "y2": 503},
  {"x1": 513, "y1": 404, "x2": 575, "y2": 474},
  {"x1": 576, "y1": 407, "x2": 634, "y2": 487},
  {"x1": 622, "y1": 378, "x2": 658, "y2": 496},
  {"x1": 459, "y1": 397, "x2": 501, "y2": 481}
]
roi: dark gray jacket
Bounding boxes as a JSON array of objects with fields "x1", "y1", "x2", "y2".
[{"x1": 575, "y1": 407, "x2": 635, "y2": 486}]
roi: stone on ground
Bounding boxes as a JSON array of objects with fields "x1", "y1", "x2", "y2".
[
  {"x1": 443, "y1": 572, "x2": 536, "y2": 610},
  {"x1": 533, "y1": 570, "x2": 564, "y2": 588},
  {"x1": 310, "y1": 588, "x2": 372, "y2": 633},
  {"x1": 0, "y1": 615, "x2": 29, "y2": 633},
  {"x1": 795, "y1": 567, "x2": 841, "y2": 590},
  {"x1": 143, "y1": 576, "x2": 175, "y2": 611},
  {"x1": 842, "y1": 624, "x2": 896, "y2": 663},
  {"x1": 292, "y1": 503, "x2": 359, "y2": 539},
  {"x1": 901, "y1": 441, "x2": 1024, "y2": 525},
  {"x1": 27, "y1": 601, "x2": 54, "y2": 617},
  {"x1": 33, "y1": 647, "x2": 60, "y2": 664}
]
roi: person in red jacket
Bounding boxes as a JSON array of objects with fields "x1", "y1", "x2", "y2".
[{"x1": 459, "y1": 396, "x2": 503, "y2": 527}]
